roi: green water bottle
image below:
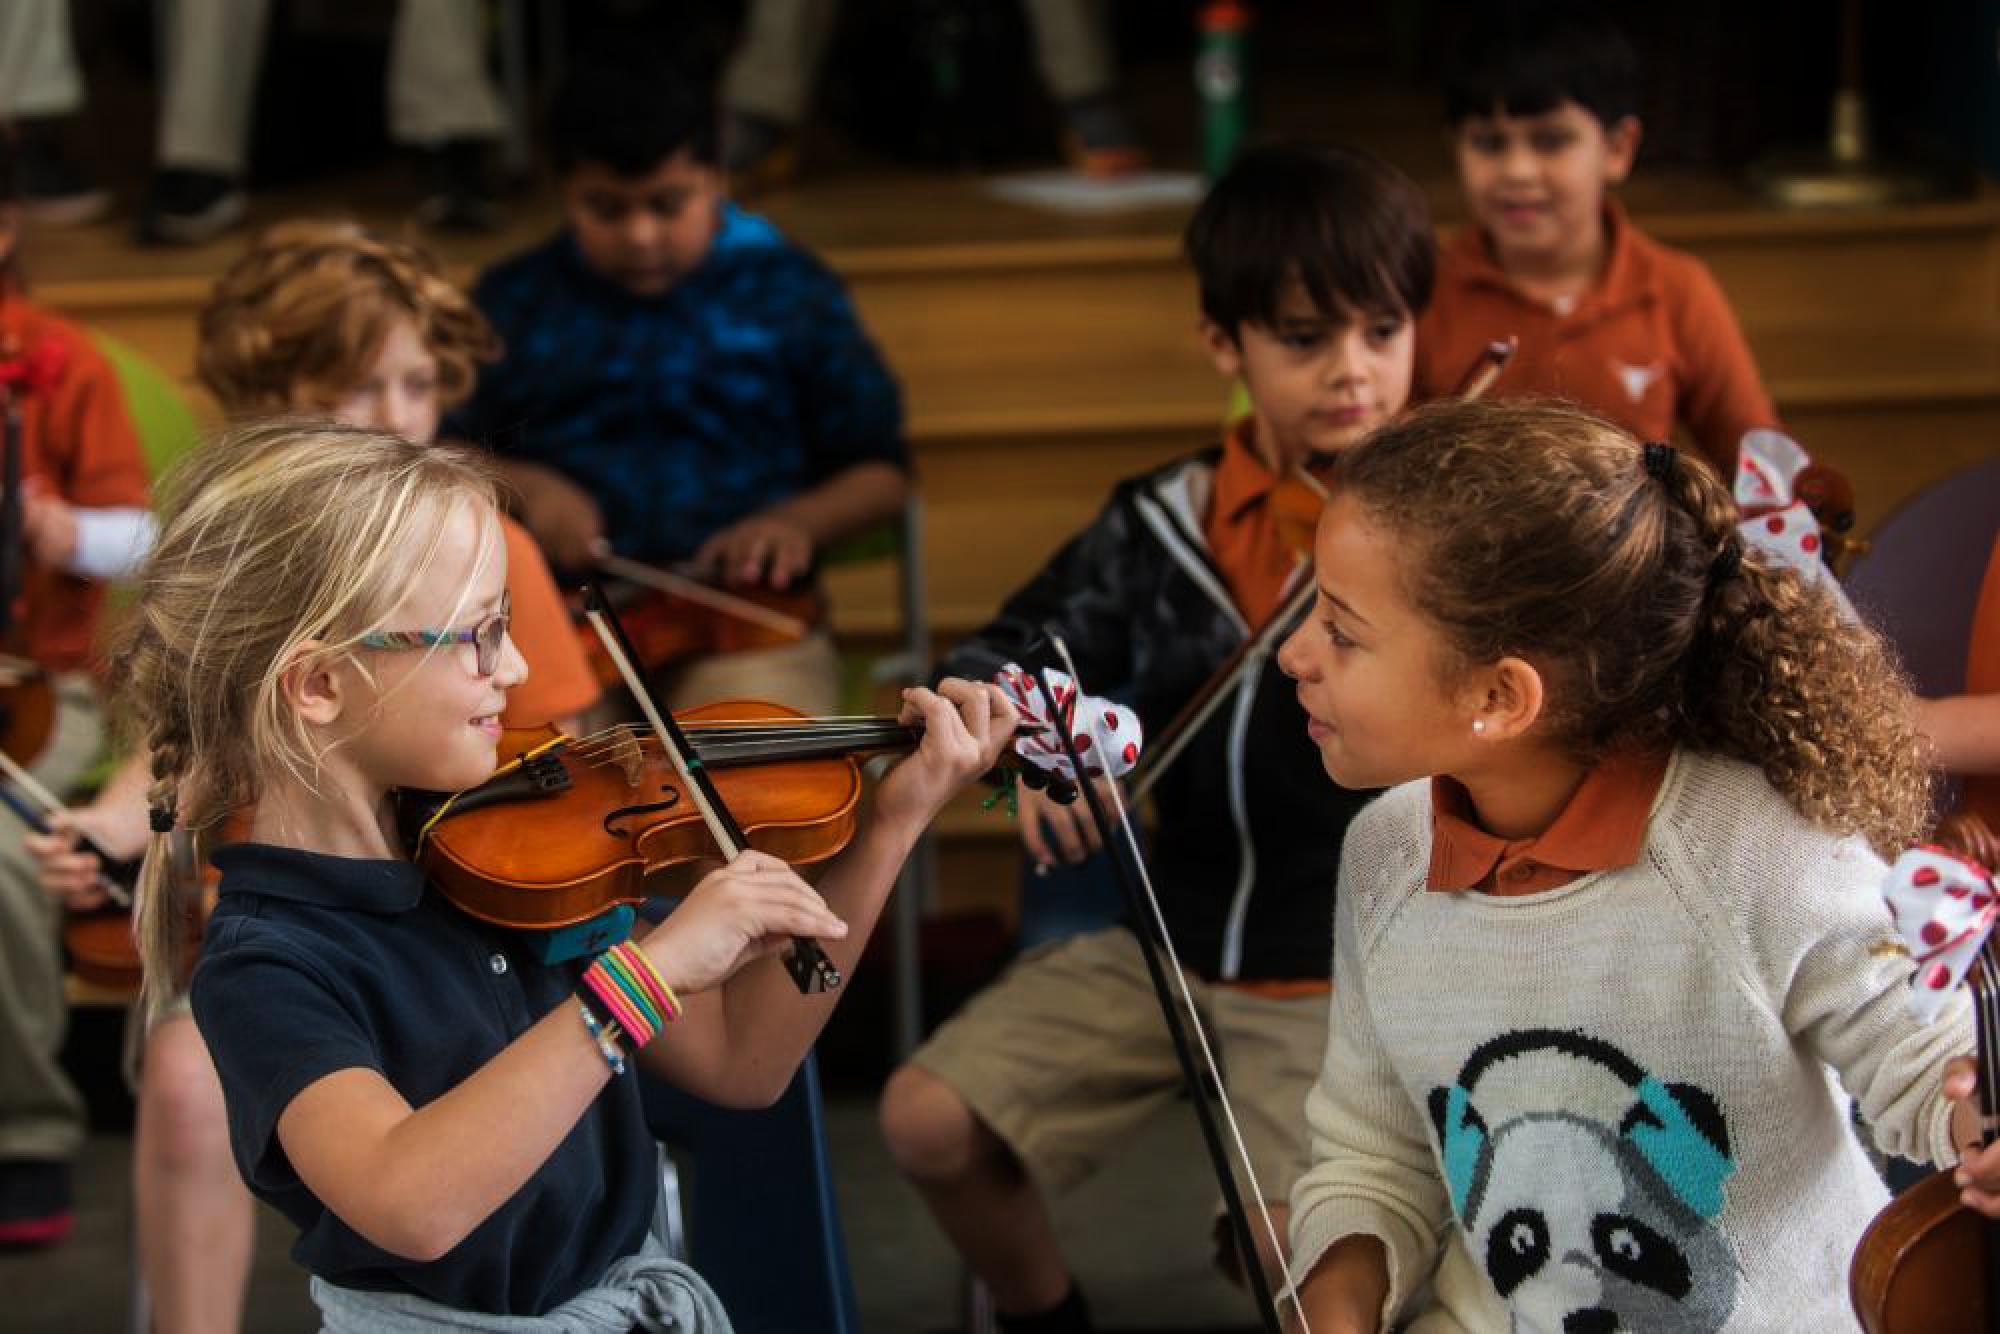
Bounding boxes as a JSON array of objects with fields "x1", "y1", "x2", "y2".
[{"x1": 1196, "y1": 0, "x2": 1251, "y2": 181}]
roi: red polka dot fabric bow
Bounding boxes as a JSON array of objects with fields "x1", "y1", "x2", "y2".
[
  {"x1": 1884, "y1": 844, "x2": 1999, "y2": 1023},
  {"x1": 994, "y1": 664, "x2": 1143, "y2": 786},
  {"x1": 1733, "y1": 429, "x2": 1857, "y2": 617}
]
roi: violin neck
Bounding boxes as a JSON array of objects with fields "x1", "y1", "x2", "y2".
[{"x1": 680, "y1": 719, "x2": 919, "y2": 768}]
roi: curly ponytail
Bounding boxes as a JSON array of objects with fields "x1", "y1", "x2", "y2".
[
  {"x1": 1651, "y1": 443, "x2": 1932, "y2": 855},
  {"x1": 1334, "y1": 398, "x2": 1932, "y2": 856}
]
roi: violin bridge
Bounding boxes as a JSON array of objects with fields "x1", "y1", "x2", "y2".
[{"x1": 611, "y1": 726, "x2": 644, "y2": 787}]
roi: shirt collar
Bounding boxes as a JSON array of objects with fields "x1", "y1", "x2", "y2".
[
  {"x1": 212, "y1": 842, "x2": 427, "y2": 914},
  {"x1": 1212, "y1": 416, "x2": 1282, "y2": 525},
  {"x1": 556, "y1": 200, "x2": 752, "y2": 304},
  {"x1": 1426, "y1": 748, "x2": 1668, "y2": 893},
  {"x1": 1445, "y1": 198, "x2": 1648, "y2": 314}
]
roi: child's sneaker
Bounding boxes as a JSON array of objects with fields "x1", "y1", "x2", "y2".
[
  {"x1": 137, "y1": 168, "x2": 248, "y2": 246},
  {"x1": 15, "y1": 121, "x2": 110, "y2": 227},
  {"x1": 1058, "y1": 94, "x2": 1146, "y2": 178},
  {"x1": 0, "y1": 1159, "x2": 74, "y2": 1249},
  {"x1": 414, "y1": 139, "x2": 504, "y2": 234}
]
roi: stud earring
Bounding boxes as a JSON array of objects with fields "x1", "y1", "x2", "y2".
[{"x1": 1472, "y1": 720, "x2": 1486, "y2": 735}]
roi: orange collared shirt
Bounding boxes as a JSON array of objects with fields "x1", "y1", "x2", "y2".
[
  {"x1": 495, "y1": 515, "x2": 602, "y2": 731},
  {"x1": 1413, "y1": 201, "x2": 1777, "y2": 476},
  {"x1": 1, "y1": 297, "x2": 151, "y2": 674},
  {"x1": 1202, "y1": 418, "x2": 1304, "y2": 627},
  {"x1": 1427, "y1": 750, "x2": 1669, "y2": 896}
]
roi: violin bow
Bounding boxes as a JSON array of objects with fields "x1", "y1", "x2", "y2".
[
  {"x1": 1029, "y1": 633, "x2": 1299, "y2": 1334},
  {"x1": 1128, "y1": 566, "x2": 1311, "y2": 806},
  {"x1": 1131, "y1": 338, "x2": 1517, "y2": 806},
  {"x1": 1451, "y1": 336, "x2": 1517, "y2": 400},
  {"x1": 0, "y1": 746, "x2": 132, "y2": 907},
  {"x1": 579, "y1": 581, "x2": 841, "y2": 994},
  {"x1": 594, "y1": 549, "x2": 811, "y2": 640}
]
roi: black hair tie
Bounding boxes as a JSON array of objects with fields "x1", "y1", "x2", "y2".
[
  {"x1": 149, "y1": 802, "x2": 177, "y2": 834},
  {"x1": 1641, "y1": 441, "x2": 1678, "y2": 482},
  {"x1": 1710, "y1": 541, "x2": 1743, "y2": 584}
]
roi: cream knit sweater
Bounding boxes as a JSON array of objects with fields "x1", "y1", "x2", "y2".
[{"x1": 1288, "y1": 750, "x2": 1969, "y2": 1334}]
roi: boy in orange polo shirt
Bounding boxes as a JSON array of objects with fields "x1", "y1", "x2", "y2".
[{"x1": 1413, "y1": 7, "x2": 1777, "y2": 475}]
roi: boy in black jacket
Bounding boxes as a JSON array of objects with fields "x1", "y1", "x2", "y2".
[{"x1": 878, "y1": 144, "x2": 1436, "y2": 1330}]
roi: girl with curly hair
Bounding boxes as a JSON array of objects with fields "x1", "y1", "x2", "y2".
[{"x1": 1275, "y1": 398, "x2": 1982, "y2": 1332}]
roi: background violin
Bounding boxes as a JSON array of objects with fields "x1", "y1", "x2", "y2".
[
  {"x1": 1851, "y1": 816, "x2": 2000, "y2": 1334},
  {"x1": 0, "y1": 379, "x2": 54, "y2": 769},
  {"x1": 1795, "y1": 460, "x2": 1869, "y2": 577},
  {"x1": 577, "y1": 551, "x2": 820, "y2": 691}
]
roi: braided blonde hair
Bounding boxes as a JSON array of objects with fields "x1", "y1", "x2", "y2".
[
  {"x1": 1333, "y1": 398, "x2": 1933, "y2": 856},
  {"x1": 195, "y1": 220, "x2": 497, "y2": 415},
  {"x1": 116, "y1": 419, "x2": 497, "y2": 1023}
]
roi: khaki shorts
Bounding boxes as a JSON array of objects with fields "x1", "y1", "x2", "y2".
[{"x1": 912, "y1": 925, "x2": 1329, "y2": 1202}]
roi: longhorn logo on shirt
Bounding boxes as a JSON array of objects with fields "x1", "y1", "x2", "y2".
[
  {"x1": 1429, "y1": 1028, "x2": 1739, "y2": 1332},
  {"x1": 1610, "y1": 359, "x2": 1664, "y2": 404}
]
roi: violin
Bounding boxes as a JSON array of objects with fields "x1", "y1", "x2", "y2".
[
  {"x1": 1851, "y1": 817, "x2": 2000, "y2": 1333},
  {"x1": 403, "y1": 702, "x2": 943, "y2": 932},
  {"x1": 67, "y1": 828, "x2": 229, "y2": 995},
  {"x1": 1794, "y1": 461, "x2": 1870, "y2": 577},
  {"x1": 0, "y1": 383, "x2": 53, "y2": 768},
  {"x1": 0, "y1": 651, "x2": 51, "y2": 768},
  {"x1": 405, "y1": 702, "x2": 1068, "y2": 930},
  {"x1": 410, "y1": 583, "x2": 1075, "y2": 993},
  {"x1": 578, "y1": 551, "x2": 819, "y2": 690}
]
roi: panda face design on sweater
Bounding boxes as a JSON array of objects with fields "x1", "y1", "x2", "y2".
[
  {"x1": 1429, "y1": 1029, "x2": 1740, "y2": 1333},
  {"x1": 1470, "y1": 1114, "x2": 1737, "y2": 1332}
]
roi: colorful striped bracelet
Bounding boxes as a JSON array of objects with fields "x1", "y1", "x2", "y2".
[
  {"x1": 606, "y1": 942, "x2": 682, "y2": 1024},
  {"x1": 579, "y1": 944, "x2": 680, "y2": 1049}
]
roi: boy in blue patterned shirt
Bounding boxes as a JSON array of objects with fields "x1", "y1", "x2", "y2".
[{"x1": 446, "y1": 61, "x2": 909, "y2": 712}]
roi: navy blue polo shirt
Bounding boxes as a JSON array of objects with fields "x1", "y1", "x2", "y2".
[
  {"x1": 445, "y1": 204, "x2": 909, "y2": 566},
  {"x1": 189, "y1": 843, "x2": 656, "y2": 1316}
]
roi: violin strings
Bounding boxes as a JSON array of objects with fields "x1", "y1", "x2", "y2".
[
  {"x1": 565, "y1": 722, "x2": 912, "y2": 759},
  {"x1": 559, "y1": 719, "x2": 917, "y2": 771},
  {"x1": 564, "y1": 723, "x2": 899, "y2": 751}
]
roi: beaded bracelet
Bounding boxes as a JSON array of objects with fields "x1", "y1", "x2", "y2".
[{"x1": 576, "y1": 996, "x2": 627, "y2": 1077}]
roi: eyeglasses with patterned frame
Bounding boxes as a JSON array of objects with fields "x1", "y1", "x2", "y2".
[{"x1": 358, "y1": 592, "x2": 511, "y2": 676}]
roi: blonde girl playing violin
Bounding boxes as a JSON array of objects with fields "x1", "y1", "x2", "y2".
[
  {"x1": 118, "y1": 420, "x2": 1016, "y2": 1331},
  {"x1": 31, "y1": 220, "x2": 603, "y2": 1333},
  {"x1": 1276, "y1": 398, "x2": 1997, "y2": 1333}
]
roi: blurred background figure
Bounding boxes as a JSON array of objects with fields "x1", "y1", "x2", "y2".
[
  {"x1": 142, "y1": 0, "x2": 510, "y2": 244},
  {"x1": 722, "y1": 0, "x2": 1144, "y2": 192},
  {"x1": 0, "y1": 0, "x2": 109, "y2": 225}
]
